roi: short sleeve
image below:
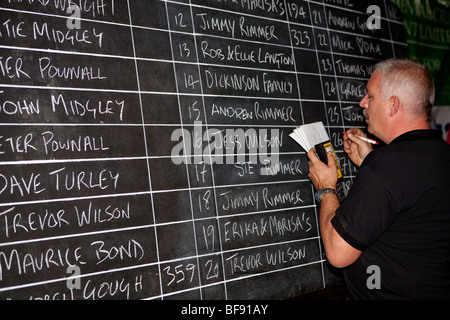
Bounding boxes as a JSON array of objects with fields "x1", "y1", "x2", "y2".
[{"x1": 331, "y1": 166, "x2": 396, "y2": 251}]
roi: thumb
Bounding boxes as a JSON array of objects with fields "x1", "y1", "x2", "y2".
[{"x1": 327, "y1": 151, "x2": 336, "y2": 168}]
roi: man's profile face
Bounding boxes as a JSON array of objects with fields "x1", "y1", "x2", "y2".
[{"x1": 359, "y1": 72, "x2": 388, "y2": 138}]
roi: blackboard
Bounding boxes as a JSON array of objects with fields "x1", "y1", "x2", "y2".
[{"x1": 0, "y1": 0, "x2": 407, "y2": 300}]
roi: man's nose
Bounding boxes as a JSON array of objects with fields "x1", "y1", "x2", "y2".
[{"x1": 360, "y1": 94, "x2": 368, "y2": 108}]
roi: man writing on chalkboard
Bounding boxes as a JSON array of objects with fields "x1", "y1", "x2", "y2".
[{"x1": 307, "y1": 58, "x2": 450, "y2": 299}]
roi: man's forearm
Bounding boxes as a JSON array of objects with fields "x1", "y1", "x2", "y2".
[
  {"x1": 318, "y1": 193, "x2": 361, "y2": 268},
  {"x1": 319, "y1": 193, "x2": 340, "y2": 254}
]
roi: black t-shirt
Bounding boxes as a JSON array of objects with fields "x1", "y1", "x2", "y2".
[{"x1": 332, "y1": 130, "x2": 450, "y2": 299}]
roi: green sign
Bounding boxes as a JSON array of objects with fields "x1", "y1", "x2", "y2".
[{"x1": 390, "y1": 0, "x2": 450, "y2": 105}]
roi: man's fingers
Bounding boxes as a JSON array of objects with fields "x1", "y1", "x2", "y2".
[{"x1": 307, "y1": 148, "x2": 318, "y2": 162}]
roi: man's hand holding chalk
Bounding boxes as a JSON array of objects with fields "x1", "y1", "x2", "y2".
[{"x1": 342, "y1": 129, "x2": 374, "y2": 167}]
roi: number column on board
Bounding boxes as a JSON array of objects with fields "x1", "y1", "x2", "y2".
[
  {"x1": 168, "y1": 0, "x2": 226, "y2": 299},
  {"x1": 129, "y1": 0, "x2": 222, "y2": 299}
]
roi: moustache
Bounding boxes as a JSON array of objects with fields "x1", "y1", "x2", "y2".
[{"x1": 363, "y1": 109, "x2": 369, "y2": 120}]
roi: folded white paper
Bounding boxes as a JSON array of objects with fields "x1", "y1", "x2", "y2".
[{"x1": 289, "y1": 121, "x2": 330, "y2": 152}]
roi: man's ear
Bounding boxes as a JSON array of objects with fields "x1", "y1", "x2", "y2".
[{"x1": 389, "y1": 96, "x2": 400, "y2": 117}]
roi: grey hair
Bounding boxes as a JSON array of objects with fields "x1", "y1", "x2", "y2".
[{"x1": 372, "y1": 58, "x2": 435, "y2": 120}]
